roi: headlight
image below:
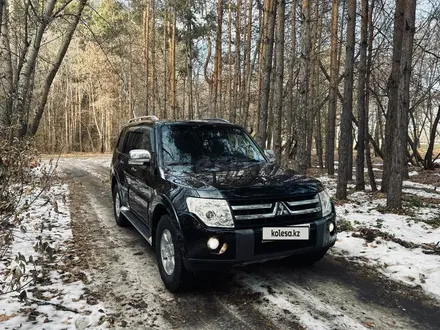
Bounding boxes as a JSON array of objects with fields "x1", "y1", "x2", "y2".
[
  {"x1": 186, "y1": 197, "x2": 234, "y2": 228},
  {"x1": 318, "y1": 190, "x2": 332, "y2": 217}
]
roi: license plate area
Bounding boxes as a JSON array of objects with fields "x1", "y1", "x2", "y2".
[{"x1": 262, "y1": 226, "x2": 310, "y2": 241}]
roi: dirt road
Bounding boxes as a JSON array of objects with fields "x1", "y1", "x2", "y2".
[{"x1": 58, "y1": 156, "x2": 440, "y2": 330}]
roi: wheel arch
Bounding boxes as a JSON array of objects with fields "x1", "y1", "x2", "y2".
[
  {"x1": 111, "y1": 176, "x2": 117, "y2": 194},
  {"x1": 150, "y1": 195, "x2": 181, "y2": 247}
]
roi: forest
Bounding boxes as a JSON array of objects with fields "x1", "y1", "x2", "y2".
[{"x1": 0, "y1": 0, "x2": 439, "y2": 209}]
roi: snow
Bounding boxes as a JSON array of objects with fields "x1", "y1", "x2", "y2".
[
  {"x1": 318, "y1": 174, "x2": 440, "y2": 300},
  {"x1": 334, "y1": 235, "x2": 440, "y2": 299},
  {"x1": 0, "y1": 175, "x2": 110, "y2": 329},
  {"x1": 336, "y1": 191, "x2": 440, "y2": 245}
]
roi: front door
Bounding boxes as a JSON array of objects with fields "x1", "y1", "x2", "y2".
[{"x1": 125, "y1": 128, "x2": 155, "y2": 223}]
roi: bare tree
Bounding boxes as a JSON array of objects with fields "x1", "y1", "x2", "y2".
[
  {"x1": 387, "y1": 0, "x2": 416, "y2": 209},
  {"x1": 296, "y1": 0, "x2": 312, "y2": 174},
  {"x1": 256, "y1": 0, "x2": 276, "y2": 148},
  {"x1": 29, "y1": 0, "x2": 88, "y2": 135},
  {"x1": 336, "y1": 0, "x2": 356, "y2": 199},
  {"x1": 326, "y1": 0, "x2": 339, "y2": 175},
  {"x1": 382, "y1": 0, "x2": 405, "y2": 194},
  {"x1": 273, "y1": 0, "x2": 285, "y2": 161},
  {"x1": 356, "y1": 0, "x2": 369, "y2": 191}
]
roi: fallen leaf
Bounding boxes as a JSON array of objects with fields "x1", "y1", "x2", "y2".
[{"x1": 0, "y1": 313, "x2": 17, "y2": 322}]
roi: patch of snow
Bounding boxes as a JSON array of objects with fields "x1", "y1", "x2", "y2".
[
  {"x1": 317, "y1": 174, "x2": 440, "y2": 300},
  {"x1": 403, "y1": 188, "x2": 440, "y2": 199},
  {"x1": 0, "y1": 182, "x2": 110, "y2": 329},
  {"x1": 408, "y1": 171, "x2": 419, "y2": 177},
  {"x1": 403, "y1": 180, "x2": 439, "y2": 190},
  {"x1": 336, "y1": 192, "x2": 440, "y2": 245},
  {"x1": 334, "y1": 235, "x2": 440, "y2": 300}
]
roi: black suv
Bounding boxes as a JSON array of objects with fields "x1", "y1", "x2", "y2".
[{"x1": 111, "y1": 116, "x2": 336, "y2": 292}]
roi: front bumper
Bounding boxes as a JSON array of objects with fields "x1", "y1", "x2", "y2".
[{"x1": 179, "y1": 213, "x2": 337, "y2": 272}]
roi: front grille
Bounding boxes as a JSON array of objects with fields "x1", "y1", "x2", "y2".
[{"x1": 229, "y1": 194, "x2": 321, "y2": 229}]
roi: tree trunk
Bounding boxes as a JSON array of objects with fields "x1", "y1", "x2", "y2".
[
  {"x1": 256, "y1": 0, "x2": 276, "y2": 148},
  {"x1": 213, "y1": 0, "x2": 223, "y2": 117},
  {"x1": 336, "y1": 0, "x2": 356, "y2": 199},
  {"x1": 18, "y1": 0, "x2": 57, "y2": 136},
  {"x1": 326, "y1": 0, "x2": 339, "y2": 175},
  {"x1": 170, "y1": 9, "x2": 176, "y2": 119},
  {"x1": 0, "y1": 1, "x2": 14, "y2": 132},
  {"x1": 204, "y1": 33, "x2": 214, "y2": 119},
  {"x1": 143, "y1": 2, "x2": 150, "y2": 115},
  {"x1": 273, "y1": 0, "x2": 285, "y2": 161},
  {"x1": 382, "y1": 0, "x2": 404, "y2": 193},
  {"x1": 424, "y1": 106, "x2": 440, "y2": 170},
  {"x1": 355, "y1": 0, "x2": 368, "y2": 191},
  {"x1": 228, "y1": 0, "x2": 233, "y2": 122},
  {"x1": 234, "y1": 0, "x2": 242, "y2": 124},
  {"x1": 365, "y1": 0, "x2": 377, "y2": 192},
  {"x1": 387, "y1": 0, "x2": 416, "y2": 209},
  {"x1": 284, "y1": 0, "x2": 297, "y2": 165},
  {"x1": 243, "y1": 0, "x2": 253, "y2": 127},
  {"x1": 296, "y1": 0, "x2": 312, "y2": 174},
  {"x1": 163, "y1": 9, "x2": 168, "y2": 119},
  {"x1": 150, "y1": 0, "x2": 156, "y2": 115}
]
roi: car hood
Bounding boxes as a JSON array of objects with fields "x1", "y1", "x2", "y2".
[{"x1": 163, "y1": 162, "x2": 323, "y2": 199}]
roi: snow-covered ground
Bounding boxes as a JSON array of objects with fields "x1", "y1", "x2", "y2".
[
  {"x1": 0, "y1": 175, "x2": 110, "y2": 329},
  {"x1": 318, "y1": 173, "x2": 440, "y2": 300}
]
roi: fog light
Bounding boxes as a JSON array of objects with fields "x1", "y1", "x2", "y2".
[
  {"x1": 329, "y1": 222, "x2": 335, "y2": 233},
  {"x1": 219, "y1": 243, "x2": 228, "y2": 255},
  {"x1": 207, "y1": 237, "x2": 220, "y2": 250}
]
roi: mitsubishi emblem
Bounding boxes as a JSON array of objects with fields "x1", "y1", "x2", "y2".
[{"x1": 276, "y1": 202, "x2": 290, "y2": 216}]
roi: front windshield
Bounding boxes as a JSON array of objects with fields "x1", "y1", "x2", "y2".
[{"x1": 161, "y1": 125, "x2": 266, "y2": 165}]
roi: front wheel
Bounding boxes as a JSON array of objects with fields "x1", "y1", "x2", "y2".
[
  {"x1": 156, "y1": 215, "x2": 191, "y2": 292},
  {"x1": 113, "y1": 186, "x2": 128, "y2": 227}
]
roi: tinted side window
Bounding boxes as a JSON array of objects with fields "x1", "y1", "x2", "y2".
[
  {"x1": 116, "y1": 129, "x2": 126, "y2": 151},
  {"x1": 122, "y1": 130, "x2": 152, "y2": 153},
  {"x1": 122, "y1": 132, "x2": 143, "y2": 154}
]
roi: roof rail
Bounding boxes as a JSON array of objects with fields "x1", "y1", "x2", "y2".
[
  {"x1": 203, "y1": 118, "x2": 229, "y2": 123},
  {"x1": 128, "y1": 115, "x2": 159, "y2": 124}
]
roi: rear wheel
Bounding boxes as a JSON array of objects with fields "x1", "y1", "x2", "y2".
[
  {"x1": 113, "y1": 186, "x2": 128, "y2": 227},
  {"x1": 156, "y1": 214, "x2": 191, "y2": 292}
]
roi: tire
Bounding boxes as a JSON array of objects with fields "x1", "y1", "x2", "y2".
[
  {"x1": 156, "y1": 214, "x2": 190, "y2": 292},
  {"x1": 113, "y1": 185, "x2": 128, "y2": 227}
]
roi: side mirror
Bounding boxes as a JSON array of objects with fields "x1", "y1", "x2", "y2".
[
  {"x1": 264, "y1": 149, "x2": 276, "y2": 162},
  {"x1": 128, "y1": 149, "x2": 151, "y2": 165}
]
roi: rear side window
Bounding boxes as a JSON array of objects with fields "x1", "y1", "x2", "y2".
[{"x1": 116, "y1": 130, "x2": 126, "y2": 151}]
